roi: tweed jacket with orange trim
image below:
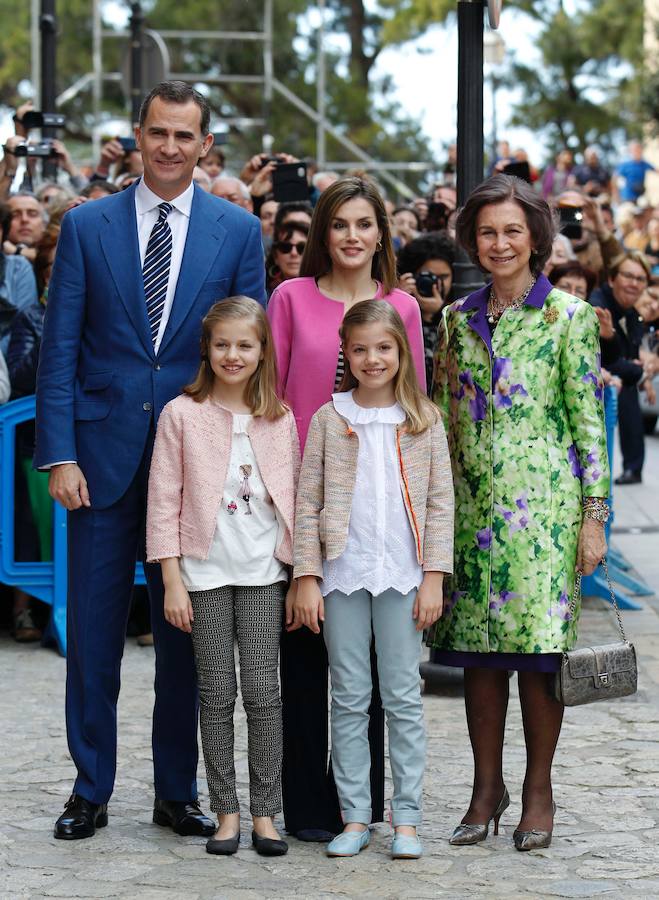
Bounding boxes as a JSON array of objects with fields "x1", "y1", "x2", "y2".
[{"x1": 293, "y1": 401, "x2": 454, "y2": 580}]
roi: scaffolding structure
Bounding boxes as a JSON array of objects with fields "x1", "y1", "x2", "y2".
[{"x1": 32, "y1": 0, "x2": 426, "y2": 198}]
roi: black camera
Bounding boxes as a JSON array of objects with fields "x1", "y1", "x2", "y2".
[
  {"x1": 21, "y1": 111, "x2": 66, "y2": 130},
  {"x1": 273, "y1": 162, "x2": 308, "y2": 203},
  {"x1": 260, "y1": 154, "x2": 286, "y2": 168},
  {"x1": 118, "y1": 137, "x2": 137, "y2": 152},
  {"x1": 12, "y1": 139, "x2": 58, "y2": 159},
  {"x1": 415, "y1": 270, "x2": 444, "y2": 298},
  {"x1": 559, "y1": 205, "x2": 584, "y2": 241}
]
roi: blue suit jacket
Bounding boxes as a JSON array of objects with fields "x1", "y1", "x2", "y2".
[{"x1": 35, "y1": 181, "x2": 266, "y2": 509}]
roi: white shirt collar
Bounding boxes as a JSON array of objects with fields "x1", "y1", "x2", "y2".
[
  {"x1": 332, "y1": 390, "x2": 405, "y2": 425},
  {"x1": 135, "y1": 177, "x2": 195, "y2": 218}
]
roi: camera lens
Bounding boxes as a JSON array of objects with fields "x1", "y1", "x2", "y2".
[{"x1": 415, "y1": 271, "x2": 438, "y2": 297}]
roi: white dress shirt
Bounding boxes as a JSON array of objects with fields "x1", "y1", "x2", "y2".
[
  {"x1": 320, "y1": 391, "x2": 423, "y2": 598},
  {"x1": 135, "y1": 177, "x2": 194, "y2": 354}
]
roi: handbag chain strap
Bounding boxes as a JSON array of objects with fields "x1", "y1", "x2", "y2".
[{"x1": 569, "y1": 557, "x2": 627, "y2": 643}]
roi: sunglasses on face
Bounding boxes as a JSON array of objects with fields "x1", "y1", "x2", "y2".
[{"x1": 275, "y1": 240, "x2": 306, "y2": 255}]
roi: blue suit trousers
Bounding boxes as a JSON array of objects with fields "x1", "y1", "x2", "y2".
[{"x1": 66, "y1": 428, "x2": 199, "y2": 804}]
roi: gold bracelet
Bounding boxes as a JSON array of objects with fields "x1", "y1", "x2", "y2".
[{"x1": 583, "y1": 497, "x2": 609, "y2": 523}]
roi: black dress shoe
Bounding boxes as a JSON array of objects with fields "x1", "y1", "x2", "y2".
[
  {"x1": 614, "y1": 470, "x2": 642, "y2": 485},
  {"x1": 252, "y1": 829, "x2": 288, "y2": 856},
  {"x1": 206, "y1": 832, "x2": 241, "y2": 855},
  {"x1": 54, "y1": 794, "x2": 108, "y2": 840},
  {"x1": 153, "y1": 798, "x2": 215, "y2": 836},
  {"x1": 294, "y1": 828, "x2": 336, "y2": 842}
]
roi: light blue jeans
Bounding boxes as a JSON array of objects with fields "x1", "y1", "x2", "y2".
[{"x1": 323, "y1": 586, "x2": 425, "y2": 827}]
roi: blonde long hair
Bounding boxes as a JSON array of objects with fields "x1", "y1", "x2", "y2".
[
  {"x1": 184, "y1": 296, "x2": 287, "y2": 420},
  {"x1": 338, "y1": 300, "x2": 438, "y2": 435}
]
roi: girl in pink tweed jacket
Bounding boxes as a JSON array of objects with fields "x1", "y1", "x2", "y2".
[{"x1": 146, "y1": 297, "x2": 299, "y2": 858}]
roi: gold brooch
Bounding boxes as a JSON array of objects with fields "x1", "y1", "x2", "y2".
[{"x1": 544, "y1": 307, "x2": 559, "y2": 324}]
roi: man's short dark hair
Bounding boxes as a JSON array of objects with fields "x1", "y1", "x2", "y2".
[{"x1": 139, "y1": 81, "x2": 211, "y2": 136}]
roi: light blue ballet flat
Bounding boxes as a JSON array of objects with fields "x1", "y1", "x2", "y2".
[
  {"x1": 326, "y1": 828, "x2": 370, "y2": 857},
  {"x1": 391, "y1": 833, "x2": 423, "y2": 859}
]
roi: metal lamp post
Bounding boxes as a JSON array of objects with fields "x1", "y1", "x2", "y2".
[
  {"x1": 40, "y1": 0, "x2": 57, "y2": 179},
  {"x1": 130, "y1": 2, "x2": 145, "y2": 127},
  {"x1": 450, "y1": 0, "x2": 487, "y2": 302}
]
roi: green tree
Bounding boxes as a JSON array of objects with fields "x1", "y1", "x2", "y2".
[
  {"x1": 0, "y1": 0, "x2": 124, "y2": 121},
  {"x1": 0, "y1": 1, "x2": 438, "y2": 193},
  {"x1": 145, "y1": 0, "x2": 436, "y2": 192},
  {"x1": 380, "y1": 0, "x2": 644, "y2": 156}
]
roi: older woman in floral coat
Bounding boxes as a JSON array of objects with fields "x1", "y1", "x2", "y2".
[{"x1": 432, "y1": 175, "x2": 608, "y2": 851}]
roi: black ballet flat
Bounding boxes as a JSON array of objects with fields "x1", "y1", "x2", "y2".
[
  {"x1": 206, "y1": 832, "x2": 240, "y2": 855},
  {"x1": 252, "y1": 829, "x2": 288, "y2": 856}
]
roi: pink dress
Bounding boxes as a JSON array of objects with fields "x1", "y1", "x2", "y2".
[{"x1": 267, "y1": 276, "x2": 426, "y2": 448}]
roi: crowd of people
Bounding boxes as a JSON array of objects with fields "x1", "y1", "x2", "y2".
[{"x1": 0, "y1": 79, "x2": 656, "y2": 862}]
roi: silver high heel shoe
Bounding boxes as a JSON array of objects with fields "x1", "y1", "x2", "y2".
[
  {"x1": 513, "y1": 801, "x2": 556, "y2": 851},
  {"x1": 449, "y1": 788, "x2": 510, "y2": 846}
]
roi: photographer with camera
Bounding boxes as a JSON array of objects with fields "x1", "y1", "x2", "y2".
[
  {"x1": 557, "y1": 191, "x2": 623, "y2": 282},
  {"x1": 0, "y1": 136, "x2": 26, "y2": 199},
  {"x1": 6, "y1": 104, "x2": 86, "y2": 195},
  {"x1": 89, "y1": 137, "x2": 144, "y2": 184},
  {"x1": 237, "y1": 152, "x2": 308, "y2": 216},
  {"x1": 397, "y1": 231, "x2": 456, "y2": 392}
]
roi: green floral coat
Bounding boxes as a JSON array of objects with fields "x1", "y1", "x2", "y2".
[{"x1": 431, "y1": 275, "x2": 609, "y2": 655}]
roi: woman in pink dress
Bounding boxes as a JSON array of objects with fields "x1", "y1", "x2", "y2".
[{"x1": 267, "y1": 176, "x2": 425, "y2": 841}]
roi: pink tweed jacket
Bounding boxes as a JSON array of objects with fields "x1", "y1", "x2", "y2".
[{"x1": 146, "y1": 394, "x2": 300, "y2": 565}]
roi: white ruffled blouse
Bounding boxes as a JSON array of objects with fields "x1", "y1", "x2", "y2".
[{"x1": 320, "y1": 391, "x2": 423, "y2": 598}]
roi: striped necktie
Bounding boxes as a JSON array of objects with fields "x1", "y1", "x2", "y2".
[{"x1": 143, "y1": 201, "x2": 173, "y2": 345}]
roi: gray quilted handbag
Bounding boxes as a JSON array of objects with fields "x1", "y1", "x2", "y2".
[{"x1": 554, "y1": 559, "x2": 638, "y2": 707}]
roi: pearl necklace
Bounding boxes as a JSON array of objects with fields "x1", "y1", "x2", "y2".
[{"x1": 487, "y1": 276, "x2": 536, "y2": 324}]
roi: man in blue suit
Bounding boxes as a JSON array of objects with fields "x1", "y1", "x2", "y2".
[{"x1": 35, "y1": 81, "x2": 266, "y2": 840}]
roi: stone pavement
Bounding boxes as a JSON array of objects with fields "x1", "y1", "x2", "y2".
[{"x1": 1, "y1": 435, "x2": 659, "y2": 900}]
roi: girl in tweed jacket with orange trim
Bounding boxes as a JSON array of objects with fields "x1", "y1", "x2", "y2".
[{"x1": 293, "y1": 301, "x2": 454, "y2": 860}]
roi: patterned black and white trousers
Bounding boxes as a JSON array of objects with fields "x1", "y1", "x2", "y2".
[{"x1": 189, "y1": 582, "x2": 286, "y2": 817}]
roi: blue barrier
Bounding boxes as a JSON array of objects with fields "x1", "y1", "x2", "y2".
[
  {"x1": 0, "y1": 396, "x2": 145, "y2": 655},
  {"x1": 582, "y1": 386, "x2": 647, "y2": 610}
]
